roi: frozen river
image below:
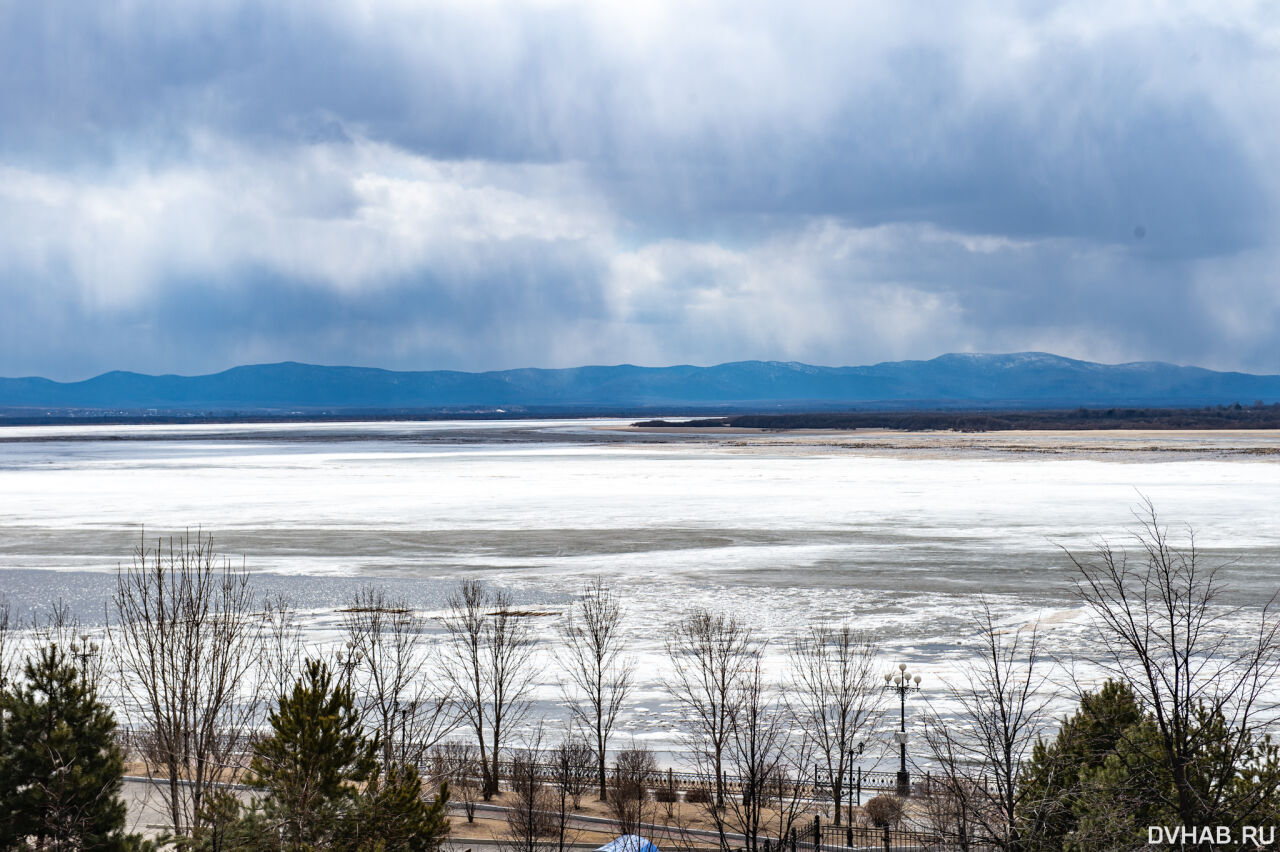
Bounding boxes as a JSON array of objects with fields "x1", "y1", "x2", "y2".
[{"x1": 1, "y1": 419, "x2": 1278, "y2": 766}]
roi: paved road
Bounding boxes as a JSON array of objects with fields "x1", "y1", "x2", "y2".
[
  {"x1": 121, "y1": 778, "x2": 762, "y2": 849},
  {"x1": 121, "y1": 777, "x2": 257, "y2": 840}
]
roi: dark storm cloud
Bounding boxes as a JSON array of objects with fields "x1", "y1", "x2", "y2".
[
  {"x1": 0, "y1": 237, "x2": 614, "y2": 380},
  {"x1": 1, "y1": 1, "x2": 1278, "y2": 378}
]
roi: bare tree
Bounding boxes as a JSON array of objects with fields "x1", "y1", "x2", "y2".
[
  {"x1": 559, "y1": 578, "x2": 635, "y2": 801},
  {"x1": 30, "y1": 599, "x2": 82, "y2": 650},
  {"x1": 0, "y1": 595, "x2": 14, "y2": 689},
  {"x1": 1066, "y1": 501, "x2": 1280, "y2": 835},
  {"x1": 548, "y1": 732, "x2": 591, "y2": 852},
  {"x1": 552, "y1": 733, "x2": 596, "y2": 810},
  {"x1": 259, "y1": 592, "x2": 303, "y2": 707},
  {"x1": 922, "y1": 603, "x2": 1052, "y2": 851},
  {"x1": 342, "y1": 585, "x2": 456, "y2": 769},
  {"x1": 442, "y1": 581, "x2": 491, "y2": 794},
  {"x1": 109, "y1": 531, "x2": 259, "y2": 837},
  {"x1": 656, "y1": 769, "x2": 679, "y2": 824},
  {"x1": 788, "y1": 623, "x2": 883, "y2": 825},
  {"x1": 433, "y1": 741, "x2": 481, "y2": 823},
  {"x1": 704, "y1": 653, "x2": 813, "y2": 852},
  {"x1": 918, "y1": 725, "x2": 994, "y2": 851},
  {"x1": 610, "y1": 746, "x2": 657, "y2": 838},
  {"x1": 666, "y1": 608, "x2": 755, "y2": 811},
  {"x1": 24, "y1": 600, "x2": 107, "y2": 690},
  {"x1": 503, "y1": 727, "x2": 557, "y2": 852},
  {"x1": 441, "y1": 579, "x2": 537, "y2": 799}
]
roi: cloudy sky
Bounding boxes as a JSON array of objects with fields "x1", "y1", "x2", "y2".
[{"x1": 2, "y1": 1, "x2": 1278, "y2": 380}]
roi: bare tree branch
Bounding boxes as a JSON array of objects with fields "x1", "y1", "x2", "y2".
[
  {"x1": 440, "y1": 580, "x2": 536, "y2": 799},
  {"x1": 558, "y1": 578, "x2": 635, "y2": 801},
  {"x1": 922, "y1": 602, "x2": 1053, "y2": 851},
  {"x1": 108, "y1": 530, "x2": 259, "y2": 836},
  {"x1": 341, "y1": 585, "x2": 458, "y2": 770},
  {"x1": 666, "y1": 608, "x2": 755, "y2": 817},
  {"x1": 788, "y1": 622, "x2": 884, "y2": 826},
  {"x1": 1065, "y1": 499, "x2": 1280, "y2": 832}
]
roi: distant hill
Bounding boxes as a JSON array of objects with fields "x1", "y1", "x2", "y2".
[{"x1": 2, "y1": 353, "x2": 1279, "y2": 414}]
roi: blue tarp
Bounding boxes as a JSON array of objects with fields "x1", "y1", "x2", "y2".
[{"x1": 595, "y1": 835, "x2": 659, "y2": 852}]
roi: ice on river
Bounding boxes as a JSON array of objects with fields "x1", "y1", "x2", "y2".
[{"x1": 1, "y1": 419, "x2": 1278, "y2": 767}]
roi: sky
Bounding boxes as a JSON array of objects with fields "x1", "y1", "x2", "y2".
[{"x1": 2, "y1": 1, "x2": 1279, "y2": 381}]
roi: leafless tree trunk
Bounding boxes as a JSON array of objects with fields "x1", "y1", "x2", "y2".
[
  {"x1": 108, "y1": 531, "x2": 259, "y2": 837},
  {"x1": 259, "y1": 592, "x2": 303, "y2": 708},
  {"x1": 502, "y1": 726, "x2": 557, "y2": 852},
  {"x1": 0, "y1": 595, "x2": 14, "y2": 689},
  {"x1": 552, "y1": 733, "x2": 596, "y2": 810},
  {"x1": 916, "y1": 771, "x2": 986, "y2": 852},
  {"x1": 610, "y1": 745, "x2": 657, "y2": 838},
  {"x1": 788, "y1": 622, "x2": 883, "y2": 826},
  {"x1": 666, "y1": 608, "x2": 754, "y2": 812},
  {"x1": 558, "y1": 577, "x2": 635, "y2": 801},
  {"x1": 484, "y1": 588, "x2": 537, "y2": 799},
  {"x1": 342, "y1": 585, "x2": 457, "y2": 770},
  {"x1": 548, "y1": 732, "x2": 589, "y2": 852},
  {"x1": 700, "y1": 653, "x2": 812, "y2": 852},
  {"x1": 441, "y1": 579, "x2": 536, "y2": 799},
  {"x1": 442, "y1": 580, "x2": 492, "y2": 796},
  {"x1": 657, "y1": 769, "x2": 679, "y2": 824},
  {"x1": 922, "y1": 603, "x2": 1051, "y2": 852},
  {"x1": 433, "y1": 741, "x2": 481, "y2": 822},
  {"x1": 1066, "y1": 500, "x2": 1280, "y2": 837}
]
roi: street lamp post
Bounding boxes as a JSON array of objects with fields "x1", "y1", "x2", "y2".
[
  {"x1": 73, "y1": 633, "x2": 100, "y2": 685},
  {"x1": 883, "y1": 663, "x2": 922, "y2": 798},
  {"x1": 335, "y1": 641, "x2": 362, "y2": 685},
  {"x1": 847, "y1": 741, "x2": 864, "y2": 825},
  {"x1": 395, "y1": 699, "x2": 418, "y2": 766}
]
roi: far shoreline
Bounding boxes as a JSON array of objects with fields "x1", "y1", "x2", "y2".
[
  {"x1": 605, "y1": 424, "x2": 1280, "y2": 462},
  {"x1": 3, "y1": 401, "x2": 1280, "y2": 431},
  {"x1": 629, "y1": 404, "x2": 1280, "y2": 433}
]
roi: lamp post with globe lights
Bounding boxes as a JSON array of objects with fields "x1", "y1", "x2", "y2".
[
  {"x1": 334, "y1": 640, "x2": 363, "y2": 687},
  {"x1": 883, "y1": 663, "x2": 922, "y2": 797},
  {"x1": 73, "y1": 632, "x2": 101, "y2": 686}
]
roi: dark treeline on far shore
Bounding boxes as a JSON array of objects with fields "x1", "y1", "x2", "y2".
[
  {"x1": 637, "y1": 402, "x2": 1280, "y2": 432},
  {"x1": 8, "y1": 401, "x2": 1280, "y2": 431}
]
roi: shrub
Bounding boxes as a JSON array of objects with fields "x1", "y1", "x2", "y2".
[
  {"x1": 612, "y1": 748, "x2": 654, "y2": 806},
  {"x1": 864, "y1": 795, "x2": 905, "y2": 828},
  {"x1": 654, "y1": 788, "x2": 679, "y2": 803},
  {"x1": 683, "y1": 787, "x2": 712, "y2": 805},
  {"x1": 610, "y1": 748, "x2": 656, "y2": 836}
]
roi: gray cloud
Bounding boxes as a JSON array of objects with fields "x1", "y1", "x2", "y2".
[{"x1": 1, "y1": 1, "x2": 1278, "y2": 379}]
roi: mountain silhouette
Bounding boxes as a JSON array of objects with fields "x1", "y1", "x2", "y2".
[{"x1": 2, "y1": 353, "x2": 1278, "y2": 412}]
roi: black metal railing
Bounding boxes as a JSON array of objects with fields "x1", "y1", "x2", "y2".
[
  {"x1": 480, "y1": 753, "x2": 912, "y2": 800},
  {"x1": 770, "y1": 815, "x2": 1002, "y2": 852},
  {"x1": 114, "y1": 728, "x2": 983, "y2": 805}
]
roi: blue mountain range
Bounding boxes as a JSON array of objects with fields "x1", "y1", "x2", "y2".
[{"x1": 2, "y1": 353, "x2": 1278, "y2": 412}]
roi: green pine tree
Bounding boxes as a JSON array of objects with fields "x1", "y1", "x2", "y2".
[
  {"x1": 1019, "y1": 682, "x2": 1280, "y2": 851},
  {"x1": 196, "y1": 658, "x2": 451, "y2": 852},
  {"x1": 342, "y1": 765, "x2": 450, "y2": 852},
  {"x1": 1073, "y1": 704, "x2": 1280, "y2": 848},
  {"x1": 249, "y1": 658, "x2": 380, "y2": 849},
  {"x1": 1070, "y1": 717, "x2": 1174, "y2": 850},
  {"x1": 1019, "y1": 680, "x2": 1143, "y2": 848},
  {"x1": 0, "y1": 644, "x2": 144, "y2": 851}
]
